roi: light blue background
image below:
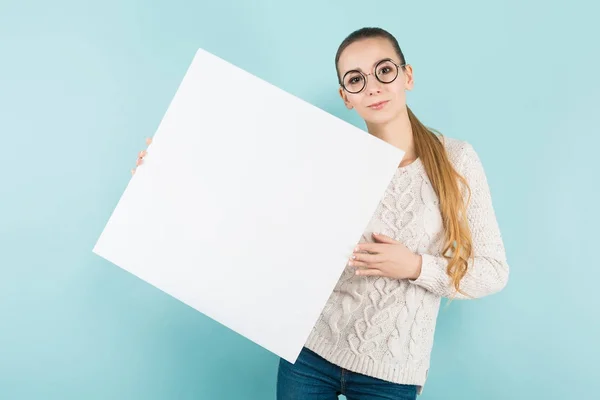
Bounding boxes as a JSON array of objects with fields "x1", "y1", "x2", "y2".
[{"x1": 1, "y1": 0, "x2": 598, "y2": 399}]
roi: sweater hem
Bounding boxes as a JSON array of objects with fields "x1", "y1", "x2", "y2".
[{"x1": 304, "y1": 333, "x2": 429, "y2": 395}]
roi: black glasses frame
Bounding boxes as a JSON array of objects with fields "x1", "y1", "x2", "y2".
[{"x1": 340, "y1": 58, "x2": 406, "y2": 94}]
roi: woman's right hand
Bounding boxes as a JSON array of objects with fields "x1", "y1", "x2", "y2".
[{"x1": 131, "y1": 137, "x2": 153, "y2": 175}]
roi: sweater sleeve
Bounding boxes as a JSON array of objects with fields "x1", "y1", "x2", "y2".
[{"x1": 409, "y1": 142, "x2": 509, "y2": 299}]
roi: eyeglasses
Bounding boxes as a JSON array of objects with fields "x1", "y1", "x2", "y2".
[{"x1": 340, "y1": 58, "x2": 406, "y2": 94}]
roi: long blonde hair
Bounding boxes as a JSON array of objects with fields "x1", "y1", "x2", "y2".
[
  {"x1": 407, "y1": 107, "x2": 473, "y2": 296},
  {"x1": 335, "y1": 27, "x2": 473, "y2": 296}
]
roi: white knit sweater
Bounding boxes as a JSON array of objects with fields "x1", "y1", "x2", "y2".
[{"x1": 304, "y1": 136, "x2": 509, "y2": 392}]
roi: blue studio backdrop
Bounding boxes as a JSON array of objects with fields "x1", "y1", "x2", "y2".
[{"x1": 1, "y1": 0, "x2": 598, "y2": 399}]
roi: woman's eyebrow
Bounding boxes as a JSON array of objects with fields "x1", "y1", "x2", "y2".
[{"x1": 345, "y1": 58, "x2": 391, "y2": 73}]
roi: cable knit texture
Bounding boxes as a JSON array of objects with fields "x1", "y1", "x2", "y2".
[{"x1": 304, "y1": 136, "x2": 509, "y2": 393}]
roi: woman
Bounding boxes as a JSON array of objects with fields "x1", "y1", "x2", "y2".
[{"x1": 133, "y1": 27, "x2": 509, "y2": 400}]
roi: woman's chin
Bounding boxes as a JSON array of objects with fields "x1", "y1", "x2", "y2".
[{"x1": 363, "y1": 109, "x2": 397, "y2": 126}]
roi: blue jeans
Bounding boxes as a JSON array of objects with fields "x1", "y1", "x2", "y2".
[{"x1": 277, "y1": 347, "x2": 418, "y2": 400}]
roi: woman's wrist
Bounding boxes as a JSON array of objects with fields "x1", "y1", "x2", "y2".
[{"x1": 409, "y1": 253, "x2": 423, "y2": 280}]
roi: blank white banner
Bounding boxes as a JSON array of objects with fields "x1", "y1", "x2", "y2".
[{"x1": 93, "y1": 48, "x2": 404, "y2": 363}]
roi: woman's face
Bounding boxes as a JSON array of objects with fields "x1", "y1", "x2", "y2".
[{"x1": 337, "y1": 37, "x2": 414, "y2": 125}]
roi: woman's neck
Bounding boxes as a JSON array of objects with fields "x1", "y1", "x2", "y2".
[{"x1": 366, "y1": 108, "x2": 417, "y2": 166}]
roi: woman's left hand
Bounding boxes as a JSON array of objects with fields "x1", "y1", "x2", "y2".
[{"x1": 350, "y1": 233, "x2": 423, "y2": 280}]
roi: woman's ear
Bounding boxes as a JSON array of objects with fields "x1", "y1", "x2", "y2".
[
  {"x1": 403, "y1": 64, "x2": 414, "y2": 91},
  {"x1": 339, "y1": 86, "x2": 353, "y2": 109}
]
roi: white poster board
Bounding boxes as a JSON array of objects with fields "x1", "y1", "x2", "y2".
[{"x1": 93, "y1": 48, "x2": 404, "y2": 363}]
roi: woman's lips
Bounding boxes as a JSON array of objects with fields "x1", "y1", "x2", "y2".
[{"x1": 368, "y1": 100, "x2": 389, "y2": 110}]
